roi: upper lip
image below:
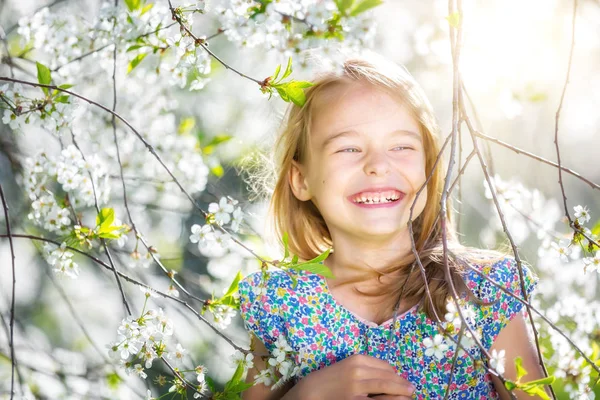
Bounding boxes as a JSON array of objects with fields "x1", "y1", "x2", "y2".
[{"x1": 348, "y1": 186, "x2": 405, "y2": 199}]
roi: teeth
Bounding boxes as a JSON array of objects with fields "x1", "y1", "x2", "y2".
[{"x1": 352, "y1": 190, "x2": 401, "y2": 204}]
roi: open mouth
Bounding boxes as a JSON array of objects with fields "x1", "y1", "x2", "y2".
[{"x1": 350, "y1": 190, "x2": 404, "y2": 205}]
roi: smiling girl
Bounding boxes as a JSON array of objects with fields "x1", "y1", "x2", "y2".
[{"x1": 238, "y1": 52, "x2": 551, "y2": 399}]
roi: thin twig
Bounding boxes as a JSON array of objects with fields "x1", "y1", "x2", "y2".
[
  {"x1": 0, "y1": 233, "x2": 250, "y2": 354},
  {"x1": 0, "y1": 184, "x2": 19, "y2": 399}
]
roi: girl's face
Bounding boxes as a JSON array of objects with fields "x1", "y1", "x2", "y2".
[{"x1": 289, "y1": 81, "x2": 428, "y2": 244}]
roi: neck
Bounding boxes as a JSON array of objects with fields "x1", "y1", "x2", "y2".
[{"x1": 323, "y1": 228, "x2": 415, "y2": 283}]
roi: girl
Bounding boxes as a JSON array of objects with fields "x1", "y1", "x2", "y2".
[{"x1": 237, "y1": 51, "x2": 549, "y2": 399}]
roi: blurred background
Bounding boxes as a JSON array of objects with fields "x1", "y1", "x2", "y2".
[{"x1": 0, "y1": 0, "x2": 599, "y2": 398}]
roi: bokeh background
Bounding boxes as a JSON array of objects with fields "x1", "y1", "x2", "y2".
[{"x1": 0, "y1": 0, "x2": 599, "y2": 398}]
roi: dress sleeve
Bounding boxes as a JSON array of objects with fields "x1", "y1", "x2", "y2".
[
  {"x1": 470, "y1": 256, "x2": 539, "y2": 351},
  {"x1": 238, "y1": 271, "x2": 285, "y2": 354}
]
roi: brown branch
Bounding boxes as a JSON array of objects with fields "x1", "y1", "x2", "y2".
[
  {"x1": 0, "y1": 233, "x2": 250, "y2": 353},
  {"x1": 472, "y1": 130, "x2": 600, "y2": 191},
  {"x1": 554, "y1": 0, "x2": 579, "y2": 226},
  {"x1": 0, "y1": 77, "x2": 270, "y2": 266},
  {"x1": 0, "y1": 184, "x2": 20, "y2": 399},
  {"x1": 69, "y1": 131, "x2": 132, "y2": 316},
  {"x1": 167, "y1": 1, "x2": 263, "y2": 86}
]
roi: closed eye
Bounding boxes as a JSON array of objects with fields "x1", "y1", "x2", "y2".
[{"x1": 392, "y1": 146, "x2": 413, "y2": 151}]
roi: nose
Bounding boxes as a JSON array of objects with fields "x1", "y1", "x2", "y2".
[{"x1": 363, "y1": 148, "x2": 391, "y2": 176}]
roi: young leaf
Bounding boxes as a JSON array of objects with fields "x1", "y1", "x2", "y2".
[
  {"x1": 281, "y1": 57, "x2": 293, "y2": 80},
  {"x1": 57, "y1": 84, "x2": 74, "y2": 90},
  {"x1": 127, "y1": 53, "x2": 148, "y2": 74},
  {"x1": 291, "y1": 262, "x2": 334, "y2": 278},
  {"x1": 445, "y1": 12, "x2": 461, "y2": 28},
  {"x1": 96, "y1": 207, "x2": 115, "y2": 228},
  {"x1": 124, "y1": 0, "x2": 142, "y2": 12},
  {"x1": 299, "y1": 248, "x2": 331, "y2": 265},
  {"x1": 282, "y1": 232, "x2": 290, "y2": 260},
  {"x1": 126, "y1": 45, "x2": 144, "y2": 52},
  {"x1": 349, "y1": 0, "x2": 383, "y2": 17},
  {"x1": 223, "y1": 270, "x2": 243, "y2": 299},
  {"x1": 336, "y1": 0, "x2": 355, "y2": 15},
  {"x1": 272, "y1": 63, "x2": 282, "y2": 82},
  {"x1": 36, "y1": 62, "x2": 52, "y2": 95},
  {"x1": 514, "y1": 357, "x2": 527, "y2": 380},
  {"x1": 140, "y1": 3, "x2": 154, "y2": 15}
]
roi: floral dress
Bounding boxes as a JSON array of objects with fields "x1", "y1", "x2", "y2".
[{"x1": 238, "y1": 256, "x2": 538, "y2": 399}]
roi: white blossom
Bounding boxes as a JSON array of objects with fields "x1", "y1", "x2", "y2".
[
  {"x1": 423, "y1": 334, "x2": 449, "y2": 360},
  {"x1": 208, "y1": 197, "x2": 235, "y2": 225},
  {"x1": 573, "y1": 205, "x2": 591, "y2": 224},
  {"x1": 489, "y1": 349, "x2": 506, "y2": 376}
]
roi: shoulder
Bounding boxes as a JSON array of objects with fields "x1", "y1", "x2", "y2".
[
  {"x1": 462, "y1": 254, "x2": 539, "y2": 303},
  {"x1": 238, "y1": 268, "x2": 319, "y2": 306}
]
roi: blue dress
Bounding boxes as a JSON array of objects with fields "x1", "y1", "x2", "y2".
[{"x1": 238, "y1": 256, "x2": 538, "y2": 399}]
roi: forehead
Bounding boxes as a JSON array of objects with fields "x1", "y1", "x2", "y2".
[{"x1": 310, "y1": 81, "x2": 421, "y2": 142}]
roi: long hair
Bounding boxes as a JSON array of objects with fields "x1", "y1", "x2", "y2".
[{"x1": 262, "y1": 51, "x2": 504, "y2": 321}]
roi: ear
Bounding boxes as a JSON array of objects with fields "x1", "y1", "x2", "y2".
[{"x1": 288, "y1": 160, "x2": 312, "y2": 201}]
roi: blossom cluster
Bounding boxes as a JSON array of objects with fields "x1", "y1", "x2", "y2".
[
  {"x1": 254, "y1": 334, "x2": 301, "y2": 391},
  {"x1": 21, "y1": 146, "x2": 111, "y2": 231},
  {"x1": 0, "y1": 82, "x2": 80, "y2": 136},
  {"x1": 108, "y1": 297, "x2": 208, "y2": 396},
  {"x1": 211, "y1": 0, "x2": 377, "y2": 58},
  {"x1": 189, "y1": 197, "x2": 244, "y2": 257},
  {"x1": 43, "y1": 241, "x2": 80, "y2": 279}
]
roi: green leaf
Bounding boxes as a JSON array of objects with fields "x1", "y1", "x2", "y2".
[
  {"x1": 55, "y1": 95, "x2": 70, "y2": 103},
  {"x1": 281, "y1": 57, "x2": 293, "y2": 80},
  {"x1": 124, "y1": 0, "x2": 142, "y2": 12},
  {"x1": 98, "y1": 231, "x2": 121, "y2": 239},
  {"x1": 591, "y1": 219, "x2": 600, "y2": 236},
  {"x1": 272, "y1": 63, "x2": 282, "y2": 82},
  {"x1": 223, "y1": 270, "x2": 243, "y2": 299},
  {"x1": 106, "y1": 372, "x2": 122, "y2": 389},
  {"x1": 349, "y1": 0, "x2": 383, "y2": 17},
  {"x1": 520, "y1": 385, "x2": 551, "y2": 400},
  {"x1": 228, "y1": 363, "x2": 244, "y2": 389},
  {"x1": 140, "y1": 3, "x2": 154, "y2": 15},
  {"x1": 126, "y1": 45, "x2": 144, "y2": 52},
  {"x1": 127, "y1": 53, "x2": 148, "y2": 74},
  {"x1": 205, "y1": 375, "x2": 217, "y2": 393},
  {"x1": 36, "y1": 62, "x2": 52, "y2": 95},
  {"x1": 336, "y1": 0, "x2": 355, "y2": 15},
  {"x1": 57, "y1": 84, "x2": 74, "y2": 90},
  {"x1": 291, "y1": 262, "x2": 334, "y2": 278},
  {"x1": 211, "y1": 164, "x2": 224, "y2": 177},
  {"x1": 282, "y1": 232, "x2": 290, "y2": 260},
  {"x1": 521, "y1": 376, "x2": 555, "y2": 387},
  {"x1": 514, "y1": 356, "x2": 527, "y2": 380},
  {"x1": 445, "y1": 12, "x2": 461, "y2": 28},
  {"x1": 275, "y1": 86, "x2": 289, "y2": 102},
  {"x1": 206, "y1": 134, "x2": 233, "y2": 147},
  {"x1": 527, "y1": 93, "x2": 547, "y2": 102},
  {"x1": 96, "y1": 207, "x2": 115, "y2": 228},
  {"x1": 291, "y1": 254, "x2": 298, "y2": 264},
  {"x1": 226, "y1": 380, "x2": 254, "y2": 394},
  {"x1": 300, "y1": 248, "x2": 331, "y2": 265},
  {"x1": 178, "y1": 117, "x2": 196, "y2": 134},
  {"x1": 504, "y1": 380, "x2": 517, "y2": 391}
]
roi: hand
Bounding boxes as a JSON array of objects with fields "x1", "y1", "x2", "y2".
[{"x1": 292, "y1": 354, "x2": 416, "y2": 400}]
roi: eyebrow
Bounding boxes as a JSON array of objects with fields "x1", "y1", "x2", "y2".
[{"x1": 322, "y1": 129, "x2": 422, "y2": 147}]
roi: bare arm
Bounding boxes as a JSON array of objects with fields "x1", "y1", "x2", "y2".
[
  {"x1": 241, "y1": 333, "x2": 296, "y2": 400},
  {"x1": 490, "y1": 313, "x2": 553, "y2": 399}
]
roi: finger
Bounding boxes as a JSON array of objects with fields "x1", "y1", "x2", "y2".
[
  {"x1": 359, "y1": 379, "x2": 416, "y2": 397},
  {"x1": 353, "y1": 366, "x2": 412, "y2": 386},
  {"x1": 351, "y1": 354, "x2": 399, "y2": 372}
]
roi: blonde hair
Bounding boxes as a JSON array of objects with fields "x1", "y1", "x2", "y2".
[{"x1": 261, "y1": 51, "x2": 504, "y2": 321}]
